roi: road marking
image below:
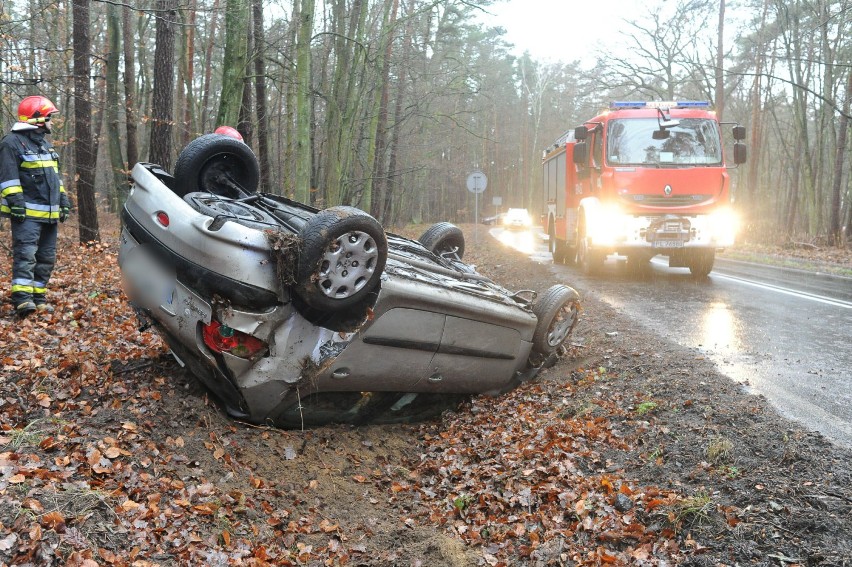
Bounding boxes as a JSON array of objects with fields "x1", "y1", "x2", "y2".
[{"x1": 712, "y1": 271, "x2": 852, "y2": 309}]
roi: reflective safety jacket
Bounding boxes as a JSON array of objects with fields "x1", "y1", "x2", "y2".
[{"x1": 0, "y1": 129, "x2": 68, "y2": 223}]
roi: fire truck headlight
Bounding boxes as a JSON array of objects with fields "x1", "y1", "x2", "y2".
[
  {"x1": 708, "y1": 208, "x2": 738, "y2": 246},
  {"x1": 587, "y1": 205, "x2": 627, "y2": 244}
]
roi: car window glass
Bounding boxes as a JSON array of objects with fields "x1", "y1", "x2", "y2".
[{"x1": 606, "y1": 118, "x2": 722, "y2": 166}]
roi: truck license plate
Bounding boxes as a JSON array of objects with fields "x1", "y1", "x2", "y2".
[{"x1": 653, "y1": 240, "x2": 684, "y2": 248}]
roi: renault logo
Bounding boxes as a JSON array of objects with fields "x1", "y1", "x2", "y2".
[{"x1": 663, "y1": 184, "x2": 673, "y2": 196}]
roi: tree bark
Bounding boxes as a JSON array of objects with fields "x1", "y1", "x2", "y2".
[
  {"x1": 368, "y1": 0, "x2": 399, "y2": 218},
  {"x1": 72, "y1": 0, "x2": 100, "y2": 243},
  {"x1": 122, "y1": 4, "x2": 138, "y2": 174},
  {"x1": 106, "y1": 4, "x2": 126, "y2": 212},
  {"x1": 238, "y1": 69, "x2": 253, "y2": 145},
  {"x1": 200, "y1": 0, "x2": 221, "y2": 132},
  {"x1": 252, "y1": 0, "x2": 271, "y2": 193},
  {"x1": 180, "y1": 0, "x2": 197, "y2": 146},
  {"x1": 714, "y1": 0, "x2": 725, "y2": 119},
  {"x1": 217, "y1": 0, "x2": 250, "y2": 128},
  {"x1": 294, "y1": 0, "x2": 315, "y2": 203},
  {"x1": 828, "y1": 69, "x2": 852, "y2": 245},
  {"x1": 149, "y1": 0, "x2": 178, "y2": 170}
]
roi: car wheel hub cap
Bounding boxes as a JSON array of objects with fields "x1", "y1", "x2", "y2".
[
  {"x1": 547, "y1": 304, "x2": 578, "y2": 347},
  {"x1": 317, "y1": 231, "x2": 378, "y2": 298}
]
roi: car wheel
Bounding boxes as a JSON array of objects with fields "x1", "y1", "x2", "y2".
[
  {"x1": 295, "y1": 206, "x2": 388, "y2": 311},
  {"x1": 531, "y1": 284, "x2": 580, "y2": 356},
  {"x1": 173, "y1": 134, "x2": 260, "y2": 198},
  {"x1": 184, "y1": 192, "x2": 277, "y2": 230},
  {"x1": 418, "y1": 222, "x2": 465, "y2": 260},
  {"x1": 688, "y1": 249, "x2": 715, "y2": 277}
]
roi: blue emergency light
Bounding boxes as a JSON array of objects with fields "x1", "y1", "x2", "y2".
[{"x1": 610, "y1": 101, "x2": 711, "y2": 109}]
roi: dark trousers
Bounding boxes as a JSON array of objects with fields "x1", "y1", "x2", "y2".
[{"x1": 10, "y1": 218, "x2": 58, "y2": 305}]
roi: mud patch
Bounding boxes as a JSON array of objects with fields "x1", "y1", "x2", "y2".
[{"x1": 264, "y1": 228, "x2": 300, "y2": 286}]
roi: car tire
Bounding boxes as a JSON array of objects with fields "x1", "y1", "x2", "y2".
[
  {"x1": 418, "y1": 222, "x2": 465, "y2": 260},
  {"x1": 531, "y1": 284, "x2": 580, "y2": 356},
  {"x1": 295, "y1": 206, "x2": 388, "y2": 311},
  {"x1": 173, "y1": 134, "x2": 260, "y2": 198},
  {"x1": 184, "y1": 192, "x2": 277, "y2": 230}
]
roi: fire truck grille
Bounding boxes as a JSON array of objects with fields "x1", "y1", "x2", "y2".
[{"x1": 624, "y1": 194, "x2": 712, "y2": 207}]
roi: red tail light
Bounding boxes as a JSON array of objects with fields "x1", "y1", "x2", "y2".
[
  {"x1": 156, "y1": 211, "x2": 170, "y2": 227},
  {"x1": 202, "y1": 321, "x2": 267, "y2": 358}
]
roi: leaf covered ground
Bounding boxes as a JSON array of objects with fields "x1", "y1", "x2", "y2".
[{"x1": 0, "y1": 218, "x2": 850, "y2": 566}]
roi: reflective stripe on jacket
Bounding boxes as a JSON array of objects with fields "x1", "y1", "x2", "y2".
[{"x1": 0, "y1": 131, "x2": 67, "y2": 222}]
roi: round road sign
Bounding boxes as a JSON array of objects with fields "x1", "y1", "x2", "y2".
[{"x1": 466, "y1": 170, "x2": 487, "y2": 194}]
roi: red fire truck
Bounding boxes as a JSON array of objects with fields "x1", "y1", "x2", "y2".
[{"x1": 542, "y1": 101, "x2": 746, "y2": 276}]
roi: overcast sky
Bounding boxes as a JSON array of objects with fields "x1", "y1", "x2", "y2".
[{"x1": 478, "y1": 0, "x2": 646, "y2": 64}]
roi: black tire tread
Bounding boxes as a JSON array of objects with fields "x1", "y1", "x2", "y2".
[
  {"x1": 418, "y1": 222, "x2": 465, "y2": 259},
  {"x1": 173, "y1": 134, "x2": 259, "y2": 198},
  {"x1": 531, "y1": 284, "x2": 580, "y2": 355}
]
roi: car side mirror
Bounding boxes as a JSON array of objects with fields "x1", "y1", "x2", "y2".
[
  {"x1": 732, "y1": 125, "x2": 746, "y2": 141},
  {"x1": 574, "y1": 126, "x2": 587, "y2": 141},
  {"x1": 572, "y1": 142, "x2": 588, "y2": 165},
  {"x1": 733, "y1": 142, "x2": 747, "y2": 164}
]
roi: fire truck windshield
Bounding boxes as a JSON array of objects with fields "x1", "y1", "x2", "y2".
[{"x1": 606, "y1": 118, "x2": 722, "y2": 167}]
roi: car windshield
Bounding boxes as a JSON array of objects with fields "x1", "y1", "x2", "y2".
[{"x1": 606, "y1": 118, "x2": 722, "y2": 166}]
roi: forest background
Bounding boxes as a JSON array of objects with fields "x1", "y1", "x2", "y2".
[{"x1": 1, "y1": 0, "x2": 851, "y2": 248}]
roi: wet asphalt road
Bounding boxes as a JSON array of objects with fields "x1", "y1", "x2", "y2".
[{"x1": 493, "y1": 228, "x2": 852, "y2": 448}]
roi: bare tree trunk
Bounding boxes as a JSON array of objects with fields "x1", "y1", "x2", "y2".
[
  {"x1": 106, "y1": 4, "x2": 126, "y2": 212},
  {"x1": 252, "y1": 0, "x2": 271, "y2": 193},
  {"x1": 714, "y1": 0, "x2": 725, "y2": 119},
  {"x1": 294, "y1": 0, "x2": 315, "y2": 203},
  {"x1": 149, "y1": 0, "x2": 178, "y2": 170},
  {"x1": 829, "y1": 69, "x2": 852, "y2": 245},
  {"x1": 200, "y1": 0, "x2": 221, "y2": 132},
  {"x1": 382, "y1": 0, "x2": 413, "y2": 225},
  {"x1": 368, "y1": 0, "x2": 399, "y2": 217},
  {"x1": 281, "y1": 0, "x2": 301, "y2": 197},
  {"x1": 745, "y1": 0, "x2": 769, "y2": 221},
  {"x1": 180, "y1": 0, "x2": 197, "y2": 145},
  {"x1": 217, "y1": 0, "x2": 249, "y2": 128},
  {"x1": 72, "y1": 0, "x2": 100, "y2": 242},
  {"x1": 122, "y1": 4, "x2": 138, "y2": 173},
  {"x1": 238, "y1": 71, "x2": 253, "y2": 145}
]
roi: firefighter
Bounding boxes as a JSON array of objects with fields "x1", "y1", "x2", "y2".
[{"x1": 0, "y1": 95, "x2": 70, "y2": 317}]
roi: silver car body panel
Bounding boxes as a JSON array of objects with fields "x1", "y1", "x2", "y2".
[
  {"x1": 119, "y1": 163, "x2": 546, "y2": 424},
  {"x1": 124, "y1": 163, "x2": 278, "y2": 294}
]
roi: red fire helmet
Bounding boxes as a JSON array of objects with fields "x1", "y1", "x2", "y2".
[
  {"x1": 214, "y1": 126, "x2": 243, "y2": 141},
  {"x1": 18, "y1": 95, "x2": 59, "y2": 124}
]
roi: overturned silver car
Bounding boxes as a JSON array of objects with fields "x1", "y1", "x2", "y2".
[{"x1": 118, "y1": 135, "x2": 580, "y2": 428}]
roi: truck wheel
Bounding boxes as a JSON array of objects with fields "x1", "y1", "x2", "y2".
[
  {"x1": 184, "y1": 192, "x2": 276, "y2": 230},
  {"x1": 626, "y1": 253, "x2": 652, "y2": 276},
  {"x1": 553, "y1": 239, "x2": 575, "y2": 266},
  {"x1": 577, "y1": 233, "x2": 604, "y2": 274},
  {"x1": 418, "y1": 222, "x2": 465, "y2": 260},
  {"x1": 688, "y1": 249, "x2": 715, "y2": 277},
  {"x1": 174, "y1": 134, "x2": 260, "y2": 198},
  {"x1": 295, "y1": 206, "x2": 388, "y2": 312},
  {"x1": 531, "y1": 285, "x2": 580, "y2": 356}
]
